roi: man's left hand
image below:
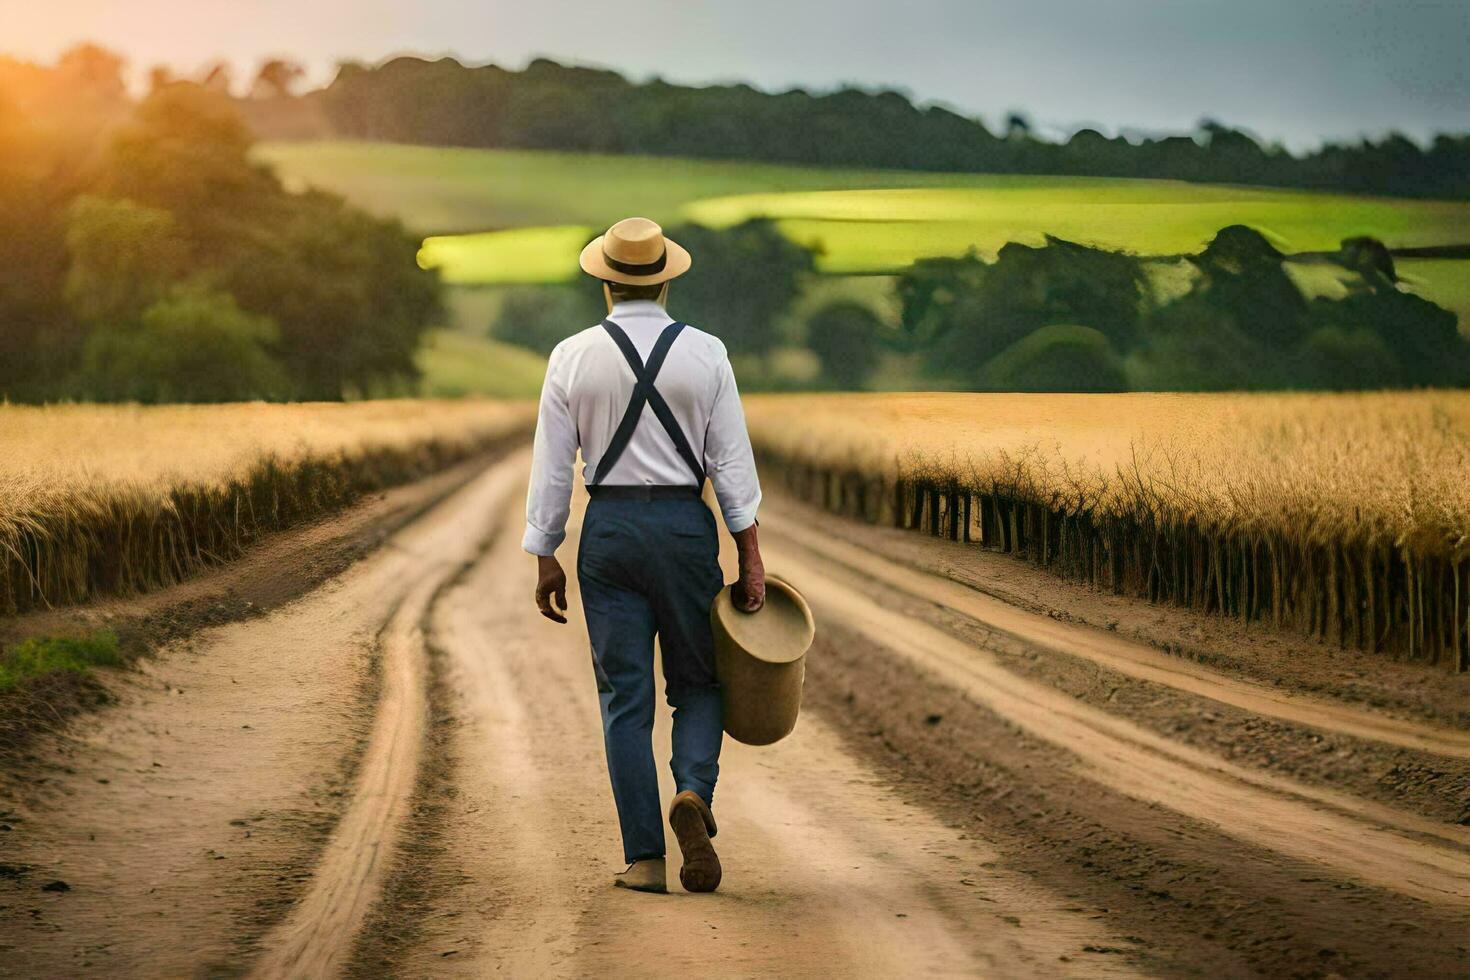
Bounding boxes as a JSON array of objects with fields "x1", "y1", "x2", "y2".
[
  {"x1": 535, "y1": 555, "x2": 569, "y2": 624},
  {"x1": 730, "y1": 523, "x2": 766, "y2": 613}
]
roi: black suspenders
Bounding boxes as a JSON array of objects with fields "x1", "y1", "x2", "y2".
[{"x1": 590, "y1": 319, "x2": 708, "y2": 487}]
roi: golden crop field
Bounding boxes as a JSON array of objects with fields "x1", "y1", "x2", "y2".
[
  {"x1": 0, "y1": 400, "x2": 534, "y2": 615},
  {"x1": 746, "y1": 392, "x2": 1470, "y2": 670}
]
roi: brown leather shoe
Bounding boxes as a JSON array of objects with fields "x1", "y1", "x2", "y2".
[
  {"x1": 668, "y1": 790, "x2": 721, "y2": 893},
  {"x1": 612, "y1": 857, "x2": 667, "y2": 894}
]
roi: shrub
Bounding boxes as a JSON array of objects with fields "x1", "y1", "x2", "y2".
[
  {"x1": 1188, "y1": 225, "x2": 1309, "y2": 351},
  {"x1": 491, "y1": 284, "x2": 604, "y2": 355},
  {"x1": 80, "y1": 283, "x2": 288, "y2": 402},
  {"x1": 1294, "y1": 326, "x2": 1403, "y2": 390},
  {"x1": 0, "y1": 78, "x2": 443, "y2": 402},
  {"x1": 981, "y1": 324, "x2": 1127, "y2": 392},
  {"x1": 897, "y1": 238, "x2": 1147, "y2": 382},
  {"x1": 664, "y1": 219, "x2": 815, "y2": 357},
  {"x1": 64, "y1": 195, "x2": 188, "y2": 324},
  {"x1": 1307, "y1": 290, "x2": 1467, "y2": 387},
  {"x1": 806, "y1": 300, "x2": 884, "y2": 389},
  {"x1": 1129, "y1": 299, "x2": 1274, "y2": 390}
]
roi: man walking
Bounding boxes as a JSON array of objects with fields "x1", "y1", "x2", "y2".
[{"x1": 523, "y1": 217, "x2": 766, "y2": 895}]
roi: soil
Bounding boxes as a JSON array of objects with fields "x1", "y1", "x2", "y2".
[
  {"x1": 763, "y1": 495, "x2": 1470, "y2": 730},
  {"x1": 762, "y1": 507, "x2": 1470, "y2": 826},
  {"x1": 803, "y1": 621, "x2": 1470, "y2": 977},
  {"x1": 0, "y1": 452, "x2": 527, "y2": 976},
  {"x1": 0, "y1": 450, "x2": 509, "y2": 757},
  {"x1": 372, "y1": 488, "x2": 1143, "y2": 978},
  {"x1": 2, "y1": 456, "x2": 1467, "y2": 978}
]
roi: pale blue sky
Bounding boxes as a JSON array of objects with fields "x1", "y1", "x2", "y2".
[{"x1": 5, "y1": 0, "x2": 1466, "y2": 148}]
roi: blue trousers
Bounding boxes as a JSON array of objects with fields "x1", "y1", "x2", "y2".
[{"x1": 577, "y1": 495, "x2": 726, "y2": 863}]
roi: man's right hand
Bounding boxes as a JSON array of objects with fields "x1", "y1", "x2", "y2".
[
  {"x1": 730, "y1": 523, "x2": 766, "y2": 613},
  {"x1": 535, "y1": 555, "x2": 569, "y2": 624}
]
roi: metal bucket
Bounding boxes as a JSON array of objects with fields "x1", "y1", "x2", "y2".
[{"x1": 711, "y1": 574, "x2": 816, "y2": 746}]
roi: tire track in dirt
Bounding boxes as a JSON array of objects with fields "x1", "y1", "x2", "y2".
[
  {"x1": 762, "y1": 540, "x2": 1470, "y2": 909},
  {"x1": 766, "y1": 506, "x2": 1470, "y2": 761},
  {"x1": 247, "y1": 454, "x2": 528, "y2": 978},
  {"x1": 245, "y1": 576, "x2": 437, "y2": 978},
  {"x1": 802, "y1": 620, "x2": 1470, "y2": 977},
  {"x1": 0, "y1": 452, "x2": 531, "y2": 978}
]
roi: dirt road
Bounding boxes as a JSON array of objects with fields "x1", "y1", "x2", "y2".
[{"x1": 3, "y1": 453, "x2": 1468, "y2": 977}]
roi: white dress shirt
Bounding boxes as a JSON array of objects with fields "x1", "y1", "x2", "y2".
[{"x1": 522, "y1": 300, "x2": 762, "y2": 556}]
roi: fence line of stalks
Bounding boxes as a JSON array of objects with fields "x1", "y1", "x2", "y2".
[
  {"x1": 754, "y1": 443, "x2": 1469, "y2": 674},
  {"x1": 1, "y1": 411, "x2": 533, "y2": 617}
]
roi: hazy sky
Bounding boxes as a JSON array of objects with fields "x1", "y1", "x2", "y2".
[{"x1": 5, "y1": 0, "x2": 1466, "y2": 148}]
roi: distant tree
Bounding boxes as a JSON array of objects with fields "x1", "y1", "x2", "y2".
[
  {"x1": 1065, "y1": 129, "x2": 1133, "y2": 175},
  {"x1": 1199, "y1": 121, "x2": 1272, "y2": 183},
  {"x1": 1333, "y1": 236, "x2": 1397, "y2": 284},
  {"x1": 895, "y1": 251, "x2": 989, "y2": 351},
  {"x1": 80, "y1": 283, "x2": 286, "y2": 403},
  {"x1": 292, "y1": 56, "x2": 1470, "y2": 199},
  {"x1": 219, "y1": 190, "x2": 443, "y2": 398},
  {"x1": 980, "y1": 324, "x2": 1128, "y2": 392},
  {"x1": 897, "y1": 237, "x2": 1146, "y2": 382},
  {"x1": 147, "y1": 65, "x2": 174, "y2": 94},
  {"x1": 1138, "y1": 135, "x2": 1210, "y2": 183},
  {"x1": 1306, "y1": 290, "x2": 1467, "y2": 387},
  {"x1": 664, "y1": 220, "x2": 815, "y2": 357},
  {"x1": 0, "y1": 51, "x2": 442, "y2": 404},
  {"x1": 96, "y1": 83, "x2": 265, "y2": 223},
  {"x1": 806, "y1": 301, "x2": 884, "y2": 389},
  {"x1": 1187, "y1": 225, "x2": 1308, "y2": 350},
  {"x1": 1125, "y1": 227, "x2": 1470, "y2": 389},
  {"x1": 63, "y1": 196, "x2": 187, "y2": 325},
  {"x1": 491, "y1": 284, "x2": 605, "y2": 356},
  {"x1": 1293, "y1": 326, "x2": 1403, "y2": 390},
  {"x1": 252, "y1": 59, "x2": 306, "y2": 99},
  {"x1": 989, "y1": 237, "x2": 1146, "y2": 348},
  {"x1": 1129, "y1": 298, "x2": 1276, "y2": 390},
  {"x1": 94, "y1": 83, "x2": 441, "y2": 398},
  {"x1": 199, "y1": 61, "x2": 234, "y2": 95},
  {"x1": 57, "y1": 44, "x2": 127, "y2": 101},
  {"x1": 0, "y1": 94, "x2": 75, "y2": 398},
  {"x1": 501, "y1": 59, "x2": 627, "y2": 152}
]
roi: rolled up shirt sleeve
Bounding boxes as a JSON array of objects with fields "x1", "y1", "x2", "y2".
[
  {"x1": 704, "y1": 353, "x2": 762, "y2": 533},
  {"x1": 523, "y1": 346, "x2": 577, "y2": 556}
]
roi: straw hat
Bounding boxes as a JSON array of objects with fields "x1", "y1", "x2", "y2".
[{"x1": 580, "y1": 217, "x2": 692, "y2": 286}]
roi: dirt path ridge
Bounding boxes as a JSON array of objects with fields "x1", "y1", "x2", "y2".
[
  {"x1": 764, "y1": 539, "x2": 1470, "y2": 909},
  {"x1": 768, "y1": 504, "x2": 1470, "y2": 759},
  {"x1": 247, "y1": 455, "x2": 528, "y2": 978}
]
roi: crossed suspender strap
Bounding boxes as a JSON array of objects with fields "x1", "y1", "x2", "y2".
[{"x1": 590, "y1": 318, "x2": 708, "y2": 487}]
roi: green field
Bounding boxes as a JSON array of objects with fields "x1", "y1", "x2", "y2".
[
  {"x1": 260, "y1": 140, "x2": 1470, "y2": 324},
  {"x1": 257, "y1": 140, "x2": 1098, "y2": 234},
  {"x1": 414, "y1": 329, "x2": 547, "y2": 398},
  {"x1": 687, "y1": 187, "x2": 1470, "y2": 272},
  {"x1": 1398, "y1": 259, "x2": 1470, "y2": 328}
]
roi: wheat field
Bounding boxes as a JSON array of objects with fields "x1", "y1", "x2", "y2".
[
  {"x1": 746, "y1": 392, "x2": 1470, "y2": 670},
  {"x1": 0, "y1": 400, "x2": 534, "y2": 615}
]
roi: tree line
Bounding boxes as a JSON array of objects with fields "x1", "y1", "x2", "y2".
[
  {"x1": 893, "y1": 228, "x2": 1469, "y2": 391},
  {"x1": 490, "y1": 218, "x2": 1469, "y2": 393},
  {"x1": 4, "y1": 46, "x2": 1464, "y2": 403},
  {"x1": 251, "y1": 55, "x2": 1470, "y2": 199},
  {"x1": 0, "y1": 47, "x2": 439, "y2": 403}
]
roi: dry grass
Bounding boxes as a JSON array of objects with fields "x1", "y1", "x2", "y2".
[
  {"x1": 0, "y1": 400, "x2": 534, "y2": 614},
  {"x1": 747, "y1": 392, "x2": 1470, "y2": 670}
]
